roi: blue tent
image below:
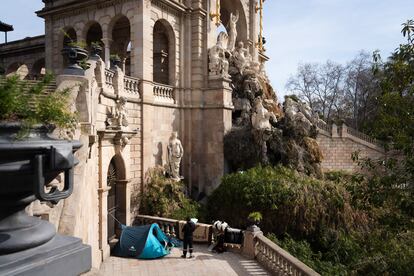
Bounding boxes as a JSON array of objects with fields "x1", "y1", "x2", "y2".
[{"x1": 113, "y1": 223, "x2": 171, "y2": 259}]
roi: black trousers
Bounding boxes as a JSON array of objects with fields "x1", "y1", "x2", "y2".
[{"x1": 183, "y1": 236, "x2": 193, "y2": 255}]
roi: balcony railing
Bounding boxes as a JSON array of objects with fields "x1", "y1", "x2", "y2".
[
  {"x1": 124, "y1": 76, "x2": 140, "y2": 97},
  {"x1": 135, "y1": 215, "x2": 320, "y2": 276},
  {"x1": 256, "y1": 235, "x2": 320, "y2": 276},
  {"x1": 104, "y1": 69, "x2": 115, "y2": 90},
  {"x1": 153, "y1": 83, "x2": 175, "y2": 104}
]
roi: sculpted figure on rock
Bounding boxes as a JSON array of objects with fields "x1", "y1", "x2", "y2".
[{"x1": 251, "y1": 98, "x2": 275, "y2": 131}]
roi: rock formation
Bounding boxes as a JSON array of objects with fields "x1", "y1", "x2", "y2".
[{"x1": 209, "y1": 32, "x2": 323, "y2": 176}]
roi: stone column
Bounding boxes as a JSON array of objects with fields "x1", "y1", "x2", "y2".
[
  {"x1": 101, "y1": 38, "x2": 112, "y2": 69},
  {"x1": 250, "y1": 0, "x2": 259, "y2": 61},
  {"x1": 199, "y1": 76, "x2": 233, "y2": 195},
  {"x1": 98, "y1": 186, "x2": 111, "y2": 260},
  {"x1": 332, "y1": 123, "x2": 339, "y2": 138}
]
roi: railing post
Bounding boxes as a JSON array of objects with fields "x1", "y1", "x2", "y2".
[
  {"x1": 331, "y1": 123, "x2": 339, "y2": 138},
  {"x1": 242, "y1": 225, "x2": 263, "y2": 259},
  {"x1": 341, "y1": 123, "x2": 348, "y2": 138}
]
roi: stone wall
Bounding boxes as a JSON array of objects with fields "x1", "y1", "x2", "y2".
[
  {"x1": 317, "y1": 123, "x2": 385, "y2": 172},
  {"x1": 0, "y1": 35, "x2": 45, "y2": 78}
]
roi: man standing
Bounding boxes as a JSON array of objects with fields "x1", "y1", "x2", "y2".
[{"x1": 181, "y1": 217, "x2": 196, "y2": 258}]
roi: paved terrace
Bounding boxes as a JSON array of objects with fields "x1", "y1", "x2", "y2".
[{"x1": 94, "y1": 244, "x2": 269, "y2": 276}]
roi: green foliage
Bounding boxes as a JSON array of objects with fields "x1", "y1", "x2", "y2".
[
  {"x1": 0, "y1": 74, "x2": 77, "y2": 133},
  {"x1": 369, "y1": 19, "x2": 414, "y2": 194},
  {"x1": 207, "y1": 166, "x2": 368, "y2": 238},
  {"x1": 208, "y1": 166, "x2": 414, "y2": 275},
  {"x1": 267, "y1": 233, "x2": 348, "y2": 275},
  {"x1": 248, "y1": 211, "x2": 262, "y2": 223},
  {"x1": 68, "y1": 40, "x2": 87, "y2": 49},
  {"x1": 139, "y1": 167, "x2": 201, "y2": 221}
]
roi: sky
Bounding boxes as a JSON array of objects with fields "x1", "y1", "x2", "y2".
[{"x1": 1, "y1": 1, "x2": 414, "y2": 98}]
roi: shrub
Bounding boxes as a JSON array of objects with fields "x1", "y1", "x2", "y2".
[
  {"x1": 207, "y1": 166, "x2": 368, "y2": 238},
  {"x1": 139, "y1": 167, "x2": 201, "y2": 221},
  {"x1": 0, "y1": 74, "x2": 77, "y2": 133}
]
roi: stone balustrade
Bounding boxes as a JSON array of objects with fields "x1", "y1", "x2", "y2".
[
  {"x1": 135, "y1": 215, "x2": 178, "y2": 238},
  {"x1": 124, "y1": 76, "x2": 141, "y2": 97},
  {"x1": 153, "y1": 83, "x2": 175, "y2": 104},
  {"x1": 104, "y1": 69, "x2": 115, "y2": 90},
  {"x1": 345, "y1": 126, "x2": 381, "y2": 147},
  {"x1": 135, "y1": 215, "x2": 212, "y2": 242},
  {"x1": 317, "y1": 122, "x2": 383, "y2": 149},
  {"x1": 135, "y1": 215, "x2": 320, "y2": 275},
  {"x1": 256, "y1": 235, "x2": 320, "y2": 276}
]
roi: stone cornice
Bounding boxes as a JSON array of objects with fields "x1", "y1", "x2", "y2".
[
  {"x1": 151, "y1": 0, "x2": 188, "y2": 16},
  {"x1": 37, "y1": 0, "x2": 189, "y2": 19},
  {"x1": 37, "y1": 0, "x2": 134, "y2": 18}
]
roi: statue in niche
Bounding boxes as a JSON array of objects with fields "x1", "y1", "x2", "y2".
[
  {"x1": 106, "y1": 96, "x2": 129, "y2": 130},
  {"x1": 251, "y1": 98, "x2": 275, "y2": 131},
  {"x1": 208, "y1": 32, "x2": 230, "y2": 77},
  {"x1": 166, "y1": 131, "x2": 184, "y2": 181},
  {"x1": 232, "y1": 41, "x2": 251, "y2": 75},
  {"x1": 227, "y1": 11, "x2": 239, "y2": 51}
]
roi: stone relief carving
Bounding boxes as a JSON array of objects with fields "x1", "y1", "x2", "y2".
[
  {"x1": 106, "y1": 96, "x2": 129, "y2": 130},
  {"x1": 227, "y1": 11, "x2": 239, "y2": 51},
  {"x1": 166, "y1": 131, "x2": 184, "y2": 181},
  {"x1": 208, "y1": 32, "x2": 230, "y2": 78}
]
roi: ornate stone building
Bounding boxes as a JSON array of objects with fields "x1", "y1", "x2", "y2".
[{"x1": 0, "y1": 0, "x2": 268, "y2": 269}]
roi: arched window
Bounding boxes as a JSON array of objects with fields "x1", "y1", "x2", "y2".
[
  {"x1": 153, "y1": 20, "x2": 175, "y2": 85},
  {"x1": 85, "y1": 22, "x2": 103, "y2": 59},
  {"x1": 110, "y1": 16, "x2": 131, "y2": 74},
  {"x1": 62, "y1": 27, "x2": 77, "y2": 69},
  {"x1": 31, "y1": 58, "x2": 46, "y2": 80}
]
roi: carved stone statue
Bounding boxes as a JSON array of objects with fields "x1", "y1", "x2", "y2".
[
  {"x1": 227, "y1": 11, "x2": 239, "y2": 51},
  {"x1": 166, "y1": 131, "x2": 184, "y2": 181},
  {"x1": 208, "y1": 32, "x2": 230, "y2": 77},
  {"x1": 232, "y1": 41, "x2": 251, "y2": 75},
  {"x1": 251, "y1": 98, "x2": 275, "y2": 131},
  {"x1": 107, "y1": 96, "x2": 129, "y2": 130}
]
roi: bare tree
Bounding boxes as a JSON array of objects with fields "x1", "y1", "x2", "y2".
[
  {"x1": 286, "y1": 61, "x2": 345, "y2": 122},
  {"x1": 286, "y1": 52, "x2": 379, "y2": 130}
]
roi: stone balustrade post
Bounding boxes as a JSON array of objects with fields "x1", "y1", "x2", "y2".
[
  {"x1": 242, "y1": 225, "x2": 263, "y2": 259},
  {"x1": 331, "y1": 123, "x2": 338, "y2": 138},
  {"x1": 341, "y1": 123, "x2": 348, "y2": 137},
  {"x1": 113, "y1": 66, "x2": 125, "y2": 96}
]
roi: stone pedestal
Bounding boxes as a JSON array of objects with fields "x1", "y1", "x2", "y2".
[
  {"x1": 0, "y1": 235, "x2": 91, "y2": 276},
  {"x1": 242, "y1": 226, "x2": 263, "y2": 259}
]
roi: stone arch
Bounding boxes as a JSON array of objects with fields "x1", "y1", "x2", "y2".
[
  {"x1": 108, "y1": 15, "x2": 131, "y2": 72},
  {"x1": 106, "y1": 154, "x2": 127, "y2": 242},
  {"x1": 31, "y1": 58, "x2": 46, "y2": 80},
  {"x1": 60, "y1": 26, "x2": 78, "y2": 69},
  {"x1": 84, "y1": 21, "x2": 103, "y2": 46},
  {"x1": 62, "y1": 26, "x2": 77, "y2": 46},
  {"x1": 84, "y1": 21, "x2": 104, "y2": 59},
  {"x1": 220, "y1": 0, "x2": 248, "y2": 44},
  {"x1": 153, "y1": 19, "x2": 176, "y2": 85}
]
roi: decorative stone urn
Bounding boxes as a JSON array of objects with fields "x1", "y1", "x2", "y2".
[
  {"x1": 110, "y1": 55, "x2": 122, "y2": 69},
  {"x1": 90, "y1": 43, "x2": 103, "y2": 59},
  {"x1": 0, "y1": 123, "x2": 91, "y2": 275},
  {"x1": 61, "y1": 45, "x2": 89, "y2": 75}
]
